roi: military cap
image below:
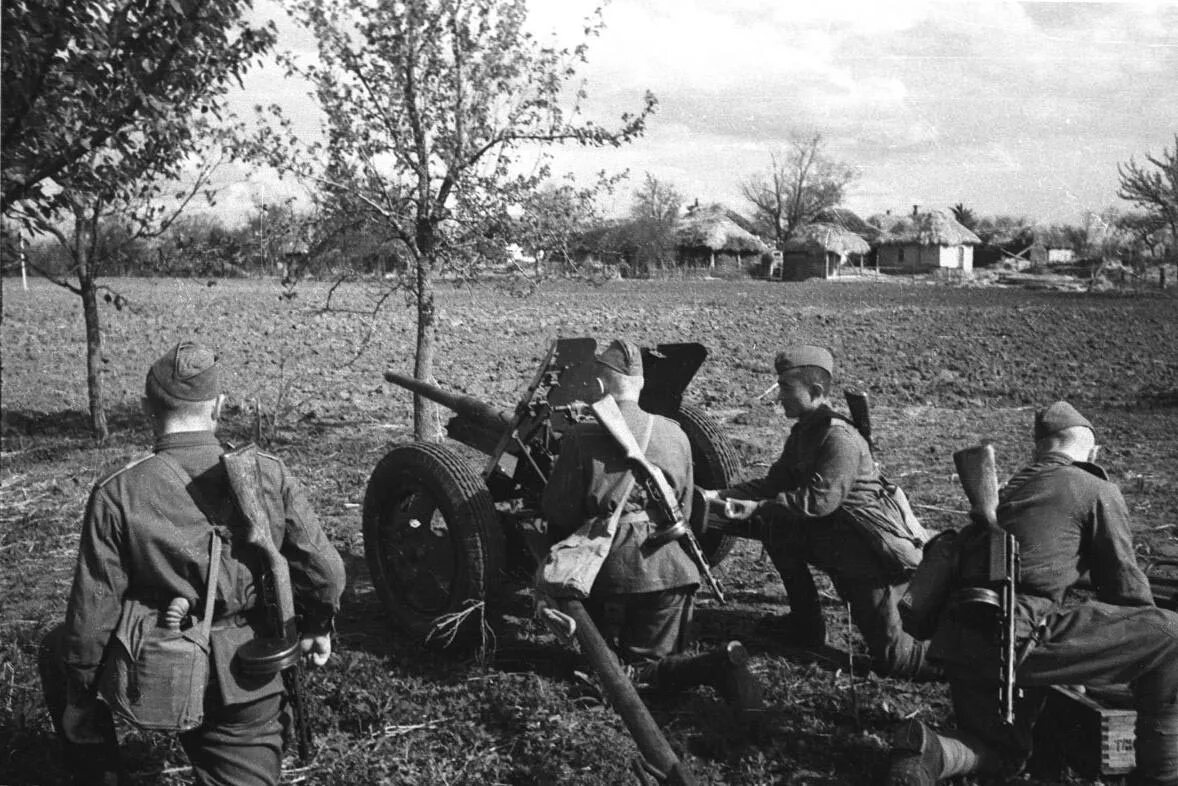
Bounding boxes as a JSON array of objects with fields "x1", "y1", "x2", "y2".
[
  {"x1": 596, "y1": 339, "x2": 643, "y2": 376},
  {"x1": 1034, "y1": 401, "x2": 1093, "y2": 440},
  {"x1": 774, "y1": 345, "x2": 834, "y2": 376},
  {"x1": 147, "y1": 341, "x2": 220, "y2": 401}
]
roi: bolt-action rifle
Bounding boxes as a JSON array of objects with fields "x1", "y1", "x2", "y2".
[
  {"x1": 953, "y1": 444, "x2": 1019, "y2": 727},
  {"x1": 588, "y1": 394, "x2": 726, "y2": 604},
  {"x1": 223, "y1": 445, "x2": 314, "y2": 764}
]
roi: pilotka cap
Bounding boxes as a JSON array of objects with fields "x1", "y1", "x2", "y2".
[
  {"x1": 1034, "y1": 400, "x2": 1094, "y2": 440},
  {"x1": 775, "y1": 345, "x2": 834, "y2": 376},
  {"x1": 147, "y1": 341, "x2": 220, "y2": 401},
  {"x1": 596, "y1": 339, "x2": 644, "y2": 376}
]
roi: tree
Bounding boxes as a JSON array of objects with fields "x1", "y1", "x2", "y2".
[
  {"x1": 630, "y1": 172, "x2": 681, "y2": 222},
  {"x1": 2, "y1": 1, "x2": 275, "y2": 439},
  {"x1": 248, "y1": 0, "x2": 654, "y2": 439},
  {"x1": 740, "y1": 133, "x2": 856, "y2": 250},
  {"x1": 951, "y1": 203, "x2": 978, "y2": 231},
  {"x1": 1117, "y1": 135, "x2": 1178, "y2": 255}
]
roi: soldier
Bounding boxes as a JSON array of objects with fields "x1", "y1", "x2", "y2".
[
  {"x1": 539, "y1": 339, "x2": 761, "y2": 709},
  {"x1": 39, "y1": 341, "x2": 346, "y2": 786},
  {"x1": 708, "y1": 345, "x2": 935, "y2": 679},
  {"x1": 886, "y1": 402, "x2": 1178, "y2": 786}
]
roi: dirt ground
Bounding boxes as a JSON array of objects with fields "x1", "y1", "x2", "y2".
[{"x1": 2, "y1": 277, "x2": 1175, "y2": 785}]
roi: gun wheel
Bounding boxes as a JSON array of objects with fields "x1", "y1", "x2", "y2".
[
  {"x1": 674, "y1": 403, "x2": 742, "y2": 566},
  {"x1": 363, "y1": 442, "x2": 504, "y2": 647}
]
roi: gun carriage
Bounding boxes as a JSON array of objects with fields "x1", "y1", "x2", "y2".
[{"x1": 362, "y1": 337, "x2": 742, "y2": 644}]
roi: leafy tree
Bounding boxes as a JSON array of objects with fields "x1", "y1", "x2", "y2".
[
  {"x1": 630, "y1": 172, "x2": 682, "y2": 222},
  {"x1": 2, "y1": 1, "x2": 275, "y2": 439},
  {"x1": 740, "y1": 133, "x2": 856, "y2": 250},
  {"x1": 951, "y1": 203, "x2": 978, "y2": 231},
  {"x1": 248, "y1": 0, "x2": 654, "y2": 439},
  {"x1": 1117, "y1": 134, "x2": 1178, "y2": 255}
]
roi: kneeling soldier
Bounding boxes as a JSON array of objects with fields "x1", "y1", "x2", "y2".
[
  {"x1": 887, "y1": 402, "x2": 1178, "y2": 785},
  {"x1": 539, "y1": 339, "x2": 762, "y2": 710},
  {"x1": 709, "y1": 345, "x2": 935, "y2": 679},
  {"x1": 40, "y1": 341, "x2": 346, "y2": 786}
]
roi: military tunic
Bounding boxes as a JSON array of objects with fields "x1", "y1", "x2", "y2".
[
  {"x1": 541, "y1": 400, "x2": 699, "y2": 661},
  {"x1": 47, "y1": 430, "x2": 346, "y2": 786},
  {"x1": 725, "y1": 405, "x2": 931, "y2": 677},
  {"x1": 930, "y1": 453, "x2": 1178, "y2": 782}
]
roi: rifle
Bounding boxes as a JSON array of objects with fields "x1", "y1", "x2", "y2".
[
  {"x1": 222, "y1": 445, "x2": 314, "y2": 764},
  {"x1": 589, "y1": 394, "x2": 726, "y2": 604},
  {"x1": 953, "y1": 444, "x2": 1019, "y2": 727}
]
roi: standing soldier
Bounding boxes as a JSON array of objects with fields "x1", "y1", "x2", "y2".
[
  {"x1": 539, "y1": 339, "x2": 762, "y2": 709},
  {"x1": 39, "y1": 341, "x2": 346, "y2": 786},
  {"x1": 709, "y1": 345, "x2": 935, "y2": 679},
  {"x1": 886, "y1": 402, "x2": 1178, "y2": 785}
]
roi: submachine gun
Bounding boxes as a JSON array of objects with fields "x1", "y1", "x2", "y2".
[
  {"x1": 223, "y1": 446, "x2": 315, "y2": 764},
  {"x1": 954, "y1": 444, "x2": 1020, "y2": 727}
]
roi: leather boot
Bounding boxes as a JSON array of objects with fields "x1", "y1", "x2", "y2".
[
  {"x1": 886, "y1": 720, "x2": 945, "y2": 786},
  {"x1": 655, "y1": 641, "x2": 765, "y2": 712}
]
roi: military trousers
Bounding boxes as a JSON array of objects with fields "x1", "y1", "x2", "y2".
[
  {"x1": 584, "y1": 586, "x2": 695, "y2": 665},
  {"x1": 39, "y1": 624, "x2": 285, "y2": 786},
  {"x1": 946, "y1": 601, "x2": 1178, "y2": 785},
  {"x1": 761, "y1": 514, "x2": 931, "y2": 678}
]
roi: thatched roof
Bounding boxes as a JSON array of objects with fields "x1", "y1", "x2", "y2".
[
  {"x1": 814, "y1": 207, "x2": 880, "y2": 242},
  {"x1": 878, "y1": 209, "x2": 981, "y2": 246},
  {"x1": 784, "y1": 223, "x2": 870, "y2": 255},
  {"x1": 675, "y1": 204, "x2": 768, "y2": 254}
]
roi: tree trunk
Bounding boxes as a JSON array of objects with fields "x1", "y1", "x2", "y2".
[
  {"x1": 412, "y1": 249, "x2": 440, "y2": 442},
  {"x1": 80, "y1": 272, "x2": 108, "y2": 441}
]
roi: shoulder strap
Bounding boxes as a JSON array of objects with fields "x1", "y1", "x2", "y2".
[
  {"x1": 152, "y1": 452, "x2": 224, "y2": 631},
  {"x1": 606, "y1": 414, "x2": 655, "y2": 527}
]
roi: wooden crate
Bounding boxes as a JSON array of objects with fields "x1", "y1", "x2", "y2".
[{"x1": 1032, "y1": 685, "x2": 1136, "y2": 779}]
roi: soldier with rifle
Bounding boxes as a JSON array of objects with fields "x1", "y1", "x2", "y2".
[
  {"x1": 538, "y1": 339, "x2": 763, "y2": 717},
  {"x1": 39, "y1": 341, "x2": 346, "y2": 786},
  {"x1": 704, "y1": 345, "x2": 936, "y2": 679},
  {"x1": 887, "y1": 402, "x2": 1178, "y2": 786}
]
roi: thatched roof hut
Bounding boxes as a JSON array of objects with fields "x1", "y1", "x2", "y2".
[
  {"x1": 814, "y1": 207, "x2": 880, "y2": 242},
  {"x1": 878, "y1": 209, "x2": 981, "y2": 246},
  {"x1": 675, "y1": 204, "x2": 768, "y2": 254},
  {"x1": 675, "y1": 203, "x2": 768, "y2": 274},
  {"x1": 779, "y1": 223, "x2": 871, "y2": 281},
  {"x1": 876, "y1": 208, "x2": 981, "y2": 274},
  {"x1": 786, "y1": 223, "x2": 871, "y2": 256}
]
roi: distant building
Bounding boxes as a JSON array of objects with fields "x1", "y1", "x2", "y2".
[
  {"x1": 875, "y1": 207, "x2": 981, "y2": 273},
  {"x1": 780, "y1": 223, "x2": 871, "y2": 280},
  {"x1": 674, "y1": 203, "x2": 768, "y2": 274}
]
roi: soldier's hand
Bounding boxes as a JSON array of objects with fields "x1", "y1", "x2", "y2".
[
  {"x1": 300, "y1": 634, "x2": 332, "y2": 668},
  {"x1": 699, "y1": 488, "x2": 720, "y2": 504},
  {"x1": 724, "y1": 498, "x2": 762, "y2": 520},
  {"x1": 62, "y1": 696, "x2": 104, "y2": 745}
]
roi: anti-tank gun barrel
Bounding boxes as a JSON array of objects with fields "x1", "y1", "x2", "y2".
[{"x1": 383, "y1": 370, "x2": 513, "y2": 432}]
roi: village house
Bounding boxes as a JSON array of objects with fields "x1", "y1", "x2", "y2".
[
  {"x1": 674, "y1": 203, "x2": 768, "y2": 274},
  {"x1": 875, "y1": 207, "x2": 981, "y2": 274},
  {"x1": 778, "y1": 223, "x2": 871, "y2": 280}
]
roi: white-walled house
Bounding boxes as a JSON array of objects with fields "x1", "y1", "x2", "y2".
[{"x1": 875, "y1": 208, "x2": 981, "y2": 274}]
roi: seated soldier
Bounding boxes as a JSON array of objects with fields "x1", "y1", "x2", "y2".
[
  {"x1": 887, "y1": 402, "x2": 1178, "y2": 786},
  {"x1": 538, "y1": 339, "x2": 762, "y2": 710},
  {"x1": 708, "y1": 345, "x2": 935, "y2": 679}
]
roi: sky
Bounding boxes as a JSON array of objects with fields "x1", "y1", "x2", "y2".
[{"x1": 218, "y1": 0, "x2": 1178, "y2": 227}]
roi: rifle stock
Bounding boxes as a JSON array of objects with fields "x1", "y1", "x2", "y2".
[
  {"x1": 589, "y1": 395, "x2": 726, "y2": 604},
  {"x1": 843, "y1": 388, "x2": 873, "y2": 452}
]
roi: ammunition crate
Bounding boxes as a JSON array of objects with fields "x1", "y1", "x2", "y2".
[{"x1": 1031, "y1": 685, "x2": 1136, "y2": 780}]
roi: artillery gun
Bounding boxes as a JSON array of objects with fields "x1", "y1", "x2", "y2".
[{"x1": 362, "y1": 337, "x2": 741, "y2": 644}]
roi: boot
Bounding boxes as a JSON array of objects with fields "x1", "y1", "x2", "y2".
[
  {"x1": 886, "y1": 720, "x2": 945, "y2": 786},
  {"x1": 655, "y1": 641, "x2": 765, "y2": 713}
]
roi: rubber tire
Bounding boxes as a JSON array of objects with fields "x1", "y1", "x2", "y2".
[
  {"x1": 672, "y1": 403, "x2": 742, "y2": 566},
  {"x1": 363, "y1": 442, "x2": 504, "y2": 647}
]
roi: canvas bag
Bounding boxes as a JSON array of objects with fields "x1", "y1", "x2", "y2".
[
  {"x1": 844, "y1": 477, "x2": 930, "y2": 574},
  {"x1": 98, "y1": 533, "x2": 220, "y2": 732},
  {"x1": 98, "y1": 453, "x2": 222, "y2": 732},
  {"x1": 537, "y1": 416, "x2": 654, "y2": 600}
]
